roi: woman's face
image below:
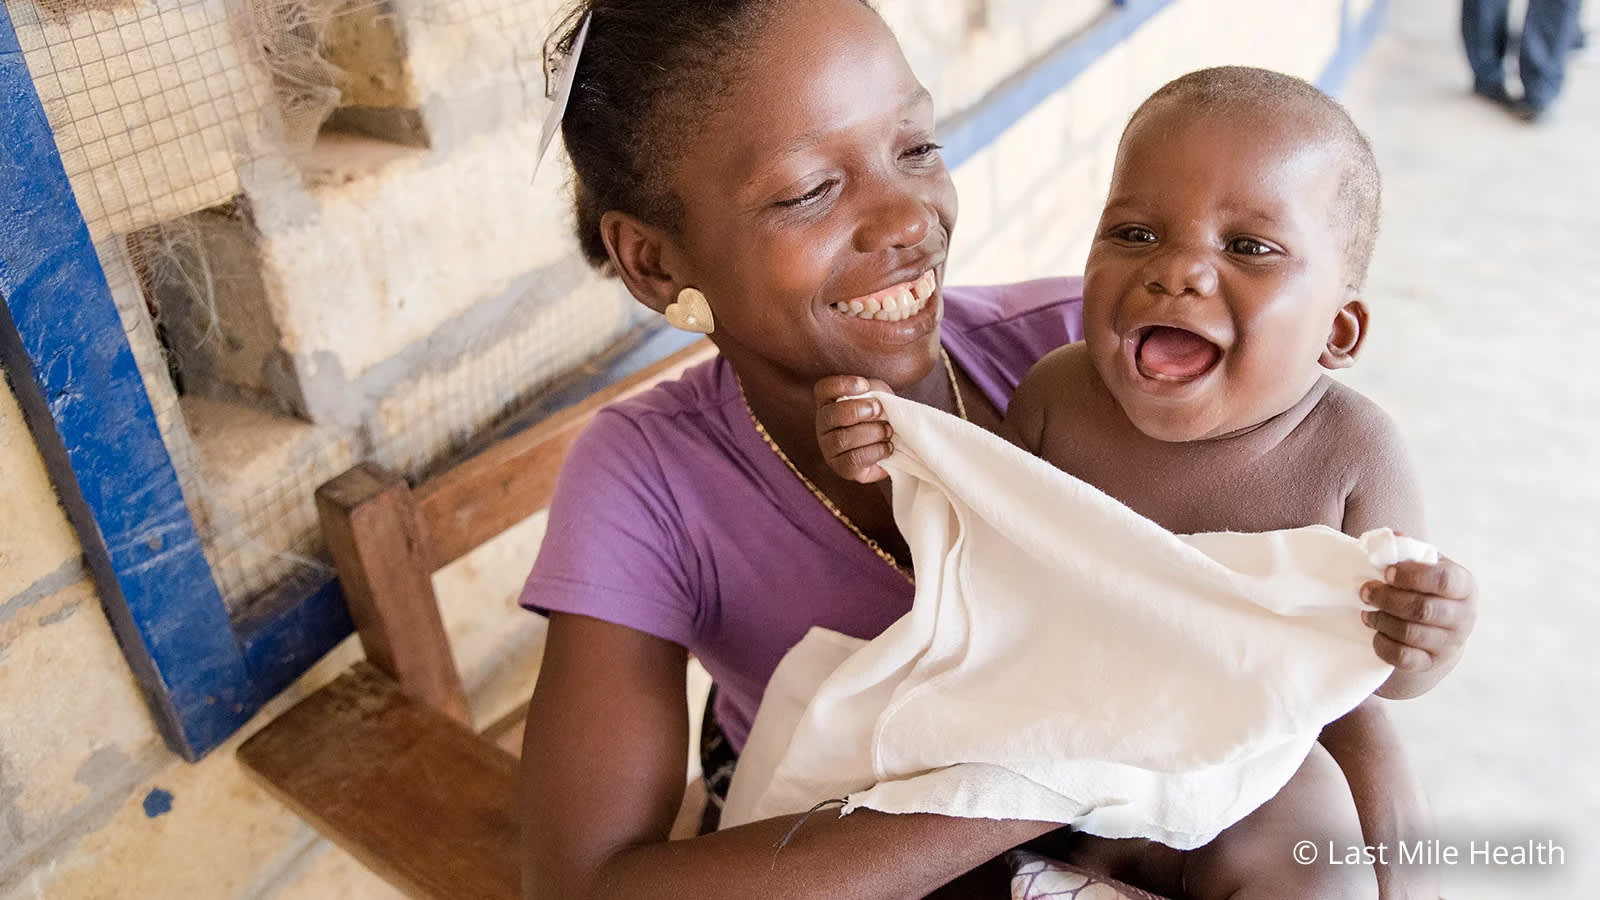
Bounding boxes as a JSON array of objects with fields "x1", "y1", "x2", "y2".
[{"x1": 664, "y1": 0, "x2": 957, "y2": 390}]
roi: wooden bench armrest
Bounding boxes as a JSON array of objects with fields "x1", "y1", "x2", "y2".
[
  {"x1": 238, "y1": 663, "x2": 521, "y2": 900},
  {"x1": 243, "y1": 338, "x2": 721, "y2": 897}
]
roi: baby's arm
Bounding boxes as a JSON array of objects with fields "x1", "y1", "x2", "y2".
[
  {"x1": 813, "y1": 354, "x2": 1055, "y2": 486},
  {"x1": 1340, "y1": 409, "x2": 1477, "y2": 700},
  {"x1": 1328, "y1": 402, "x2": 1476, "y2": 900},
  {"x1": 814, "y1": 376, "x2": 897, "y2": 483}
]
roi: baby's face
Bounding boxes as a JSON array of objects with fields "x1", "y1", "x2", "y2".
[{"x1": 1082, "y1": 105, "x2": 1353, "y2": 443}]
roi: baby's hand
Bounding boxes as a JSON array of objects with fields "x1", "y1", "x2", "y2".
[
  {"x1": 814, "y1": 376, "x2": 896, "y2": 483},
  {"x1": 1362, "y1": 554, "x2": 1477, "y2": 699}
]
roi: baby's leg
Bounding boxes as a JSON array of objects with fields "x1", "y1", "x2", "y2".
[{"x1": 1182, "y1": 743, "x2": 1376, "y2": 900}]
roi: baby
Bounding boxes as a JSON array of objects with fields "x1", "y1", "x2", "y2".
[{"x1": 816, "y1": 67, "x2": 1476, "y2": 899}]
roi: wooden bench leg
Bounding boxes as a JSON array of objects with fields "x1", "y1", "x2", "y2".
[{"x1": 316, "y1": 463, "x2": 471, "y2": 725}]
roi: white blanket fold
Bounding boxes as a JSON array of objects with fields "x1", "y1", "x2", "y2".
[{"x1": 721, "y1": 393, "x2": 1434, "y2": 848}]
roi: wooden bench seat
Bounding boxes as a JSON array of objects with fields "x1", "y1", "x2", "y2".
[
  {"x1": 239, "y1": 663, "x2": 522, "y2": 899},
  {"x1": 238, "y1": 336, "x2": 717, "y2": 899}
]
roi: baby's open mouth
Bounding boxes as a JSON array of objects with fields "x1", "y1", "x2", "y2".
[{"x1": 1134, "y1": 325, "x2": 1222, "y2": 381}]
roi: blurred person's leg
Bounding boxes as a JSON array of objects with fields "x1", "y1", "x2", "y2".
[
  {"x1": 1463, "y1": 0, "x2": 1515, "y2": 100},
  {"x1": 1520, "y1": 0, "x2": 1584, "y2": 110}
]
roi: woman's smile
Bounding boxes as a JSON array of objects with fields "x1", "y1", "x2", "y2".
[{"x1": 830, "y1": 268, "x2": 938, "y2": 321}]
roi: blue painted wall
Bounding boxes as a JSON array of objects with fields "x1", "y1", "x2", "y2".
[{"x1": 0, "y1": 3, "x2": 261, "y2": 759}]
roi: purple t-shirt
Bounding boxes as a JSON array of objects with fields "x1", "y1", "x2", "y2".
[{"x1": 520, "y1": 278, "x2": 1084, "y2": 751}]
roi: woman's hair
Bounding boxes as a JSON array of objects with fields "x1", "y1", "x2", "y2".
[
  {"x1": 546, "y1": 0, "x2": 869, "y2": 273},
  {"x1": 545, "y1": 0, "x2": 777, "y2": 271}
]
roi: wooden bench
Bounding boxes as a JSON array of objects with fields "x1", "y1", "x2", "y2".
[{"x1": 238, "y1": 336, "x2": 717, "y2": 899}]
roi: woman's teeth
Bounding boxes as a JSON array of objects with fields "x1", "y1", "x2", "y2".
[{"x1": 832, "y1": 270, "x2": 937, "y2": 322}]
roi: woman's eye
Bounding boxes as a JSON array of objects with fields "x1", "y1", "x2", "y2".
[
  {"x1": 775, "y1": 181, "x2": 835, "y2": 208},
  {"x1": 903, "y1": 142, "x2": 943, "y2": 161},
  {"x1": 1113, "y1": 226, "x2": 1158, "y2": 243},
  {"x1": 1228, "y1": 237, "x2": 1274, "y2": 256}
]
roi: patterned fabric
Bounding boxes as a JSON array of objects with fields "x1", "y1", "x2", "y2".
[
  {"x1": 1008, "y1": 851, "x2": 1168, "y2": 900},
  {"x1": 697, "y1": 685, "x2": 739, "y2": 834}
]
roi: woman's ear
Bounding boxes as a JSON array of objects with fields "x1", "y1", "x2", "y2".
[
  {"x1": 1320, "y1": 297, "x2": 1369, "y2": 370},
  {"x1": 600, "y1": 210, "x2": 683, "y2": 313}
]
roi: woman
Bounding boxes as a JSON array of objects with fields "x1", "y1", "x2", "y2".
[
  {"x1": 518, "y1": 1, "x2": 1103, "y2": 896},
  {"x1": 518, "y1": 2, "x2": 1441, "y2": 898}
]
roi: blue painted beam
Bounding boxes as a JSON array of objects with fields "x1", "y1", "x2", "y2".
[
  {"x1": 0, "y1": 4, "x2": 255, "y2": 759},
  {"x1": 1321, "y1": 0, "x2": 1392, "y2": 94},
  {"x1": 941, "y1": 0, "x2": 1177, "y2": 169},
  {"x1": 236, "y1": 578, "x2": 353, "y2": 702}
]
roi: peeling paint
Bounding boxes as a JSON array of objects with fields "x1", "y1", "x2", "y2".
[
  {"x1": 74, "y1": 746, "x2": 130, "y2": 794},
  {"x1": 36, "y1": 600, "x2": 79, "y2": 626},
  {"x1": 141, "y1": 788, "x2": 173, "y2": 819},
  {"x1": 1, "y1": 754, "x2": 25, "y2": 848},
  {"x1": 0, "y1": 555, "x2": 86, "y2": 626},
  {"x1": 0, "y1": 743, "x2": 167, "y2": 893}
]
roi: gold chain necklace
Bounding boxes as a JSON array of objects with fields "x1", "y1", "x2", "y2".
[{"x1": 740, "y1": 347, "x2": 969, "y2": 583}]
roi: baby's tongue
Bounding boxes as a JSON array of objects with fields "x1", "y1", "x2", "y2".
[{"x1": 1136, "y1": 326, "x2": 1220, "y2": 379}]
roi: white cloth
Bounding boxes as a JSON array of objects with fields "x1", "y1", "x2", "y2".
[{"x1": 721, "y1": 392, "x2": 1435, "y2": 848}]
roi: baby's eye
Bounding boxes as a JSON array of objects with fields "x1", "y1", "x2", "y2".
[
  {"x1": 902, "y1": 142, "x2": 943, "y2": 161},
  {"x1": 1112, "y1": 225, "x2": 1158, "y2": 243},
  {"x1": 1228, "y1": 237, "x2": 1274, "y2": 256},
  {"x1": 775, "y1": 180, "x2": 836, "y2": 209}
]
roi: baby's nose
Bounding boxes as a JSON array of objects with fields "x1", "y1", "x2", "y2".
[{"x1": 1144, "y1": 246, "x2": 1219, "y2": 297}]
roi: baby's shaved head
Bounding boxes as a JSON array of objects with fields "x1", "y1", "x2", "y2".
[{"x1": 1126, "y1": 66, "x2": 1382, "y2": 290}]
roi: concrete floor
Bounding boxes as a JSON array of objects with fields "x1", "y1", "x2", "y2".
[{"x1": 1337, "y1": 1, "x2": 1599, "y2": 896}]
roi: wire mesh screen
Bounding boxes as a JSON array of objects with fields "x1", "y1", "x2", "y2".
[{"x1": 5, "y1": 0, "x2": 636, "y2": 611}]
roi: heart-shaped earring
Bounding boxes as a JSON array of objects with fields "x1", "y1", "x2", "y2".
[{"x1": 663, "y1": 287, "x2": 715, "y2": 334}]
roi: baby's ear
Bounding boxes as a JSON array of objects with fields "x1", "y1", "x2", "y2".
[{"x1": 1319, "y1": 297, "x2": 1369, "y2": 370}]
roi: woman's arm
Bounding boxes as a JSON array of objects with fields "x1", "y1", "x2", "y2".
[{"x1": 521, "y1": 613, "x2": 1056, "y2": 900}]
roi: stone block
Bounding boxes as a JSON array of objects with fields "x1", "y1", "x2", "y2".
[
  {"x1": 0, "y1": 578, "x2": 165, "y2": 888},
  {"x1": 317, "y1": 1, "x2": 429, "y2": 147},
  {"x1": 433, "y1": 510, "x2": 549, "y2": 729},
  {"x1": 385, "y1": 0, "x2": 567, "y2": 148},
  {"x1": 0, "y1": 642, "x2": 367, "y2": 899},
  {"x1": 9, "y1": 0, "x2": 273, "y2": 239},
  {"x1": 0, "y1": 381, "x2": 82, "y2": 605},
  {"x1": 268, "y1": 840, "x2": 408, "y2": 900},
  {"x1": 992, "y1": 90, "x2": 1075, "y2": 215},
  {"x1": 364, "y1": 269, "x2": 634, "y2": 475},
  {"x1": 129, "y1": 202, "x2": 308, "y2": 420},
  {"x1": 1058, "y1": 41, "x2": 1135, "y2": 149},
  {"x1": 245, "y1": 117, "x2": 580, "y2": 385},
  {"x1": 949, "y1": 150, "x2": 999, "y2": 252}
]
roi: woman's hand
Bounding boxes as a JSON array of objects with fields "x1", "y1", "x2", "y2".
[
  {"x1": 1362, "y1": 554, "x2": 1477, "y2": 699},
  {"x1": 814, "y1": 376, "x2": 898, "y2": 483}
]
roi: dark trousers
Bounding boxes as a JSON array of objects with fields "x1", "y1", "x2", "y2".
[{"x1": 1463, "y1": 0, "x2": 1584, "y2": 108}]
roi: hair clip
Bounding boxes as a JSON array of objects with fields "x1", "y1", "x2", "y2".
[{"x1": 533, "y1": 10, "x2": 591, "y2": 181}]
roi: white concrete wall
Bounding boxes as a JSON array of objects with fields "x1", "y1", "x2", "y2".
[{"x1": 1, "y1": 1, "x2": 1358, "y2": 896}]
